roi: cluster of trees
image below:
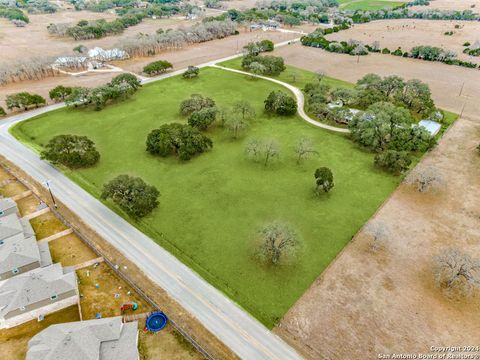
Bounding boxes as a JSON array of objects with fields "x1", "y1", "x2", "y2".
[
  {"x1": 65, "y1": 73, "x2": 141, "y2": 110},
  {"x1": 48, "y1": 14, "x2": 145, "y2": 40},
  {"x1": 350, "y1": 102, "x2": 435, "y2": 174},
  {"x1": 41, "y1": 134, "x2": 100, "y2": 168},
  {"x1": 264, "y1": 90, "x2": 297, "y2": 116},
  {"x1": 116, "y1": 20, "x2": 237, "y2": 58},
  {"x1": 143, "y1": 60, "x2": 173, "y2": 76},
  {"x1": 301, "y1": 34, "x2": 368, "y2": 56},
  {"x1": 243, "y1": 39, "x2": 274, "y2": 56},
  {"x1": 23, "y1": 0, "x2": 57, "y2": 14},
  {"x1": 6, "y1": 92, "x2": 46, "y2": 111},
  {"x1": 0, "y1": 56, "x2": 58, "y2": 86},
  {"x1": 238, "y1": 0, "x2": 337, "y2": 25},
  {"x1": 338, "y1": 8, "x2": 480, "y2": 25},
  {"x1": 241, "y1": 55, "x2": 286, "y2": 76},
  {"x1": 179, "y1": 94, "x2": 219, "y2": 131},
  {"x1": 101, "y1": 174, "x2": 160, "y2": 219},
  {"x1": 146, "y1": 123, "x2": 213, "y2": 161},
  {"x1": 304, "y1": 73, "x2": 436, "y2": 129}
]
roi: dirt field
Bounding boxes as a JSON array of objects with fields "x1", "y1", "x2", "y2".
[
  {"x1": 49, "y1": 233, "x2": 98, "y2": 266},
  {"x1": 410, "y1": 0, "x2": 480, "y2": 11},
  {"x1": 0, "y1": 306, "x2": 80, "y2": 360},
  {"x1": 16, "y1": 194, "x2": 43, "y2": 216},
  {"x1": 272, "y1": 44, "x2": 480, "y2": 358},
  {"x1": 327, "y1": 19, "x2": 480, "y2": 64},
  {"x1": 0, "y1": 11, "x2": 197, "y2": 62},
  {"x1": 30, "y1": 211, "x2": 68, "y2": 239}
]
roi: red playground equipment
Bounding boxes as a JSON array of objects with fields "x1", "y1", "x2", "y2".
[{"x1": 121, "y1": 302, "x2": 138, "y2": 313}]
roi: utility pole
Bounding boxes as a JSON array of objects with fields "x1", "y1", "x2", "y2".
[
  {"x1": 459, "y1": 81, "x2": 465, "y2": 97},
  {"x1": 44, "y1": 180, "x2": 58, "y2": 209}
]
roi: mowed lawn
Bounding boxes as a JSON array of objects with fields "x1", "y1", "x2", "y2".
[
  {"x1": 12, "y1": 67, "x2": 399, "y2": 327},
  {"x1": 338, "y1": 0, "x2": 406, "y2": 11}
]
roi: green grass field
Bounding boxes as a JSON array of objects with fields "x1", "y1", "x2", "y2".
[
  {"x1": 338, "y1": 0, "x2": 406, "y2": 11},
  {"x1": 12, "y1": 67, "x2": 402, "y2": 327}
]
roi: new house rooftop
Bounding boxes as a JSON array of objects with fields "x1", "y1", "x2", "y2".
[
  {"x1": 27, "y1": 316, "x2": 139, "y2": 360},
  {"x1": 0, "y1": 263, "x2": 77, "y2": 320}
]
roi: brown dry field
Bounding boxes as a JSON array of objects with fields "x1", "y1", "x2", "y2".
[
  {"x1": 410, "y1": 0, "x2": 480, "y2": 11},
  {"x1": 327, "y1": 19, "x2": 480, "y2": 64},
  {"x1": 272, "y1": 44, "x2": 480, "y2": 358},
  {"x1": 0, "y1": 306, "x2": 80, "y2": 360},
  {"x1": 49, "y1": 233, "x2": 98, "y2": 266},
  {"x1": 16, "y1": 194, "x2": 43, "y2": 216},
  {"x1": 0, "y1": 180, "x2": 28, "y2": 197},
  {"x1": 29, "y1": 211, "x2": 68, "y2": 239},
  {"x1": 0, "y1": 11, "x2": 197, "y2": 62}
]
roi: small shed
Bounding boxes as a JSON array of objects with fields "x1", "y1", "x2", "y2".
[{"x1": 418, "y1": 120, "x2": 441, "y2": 136}]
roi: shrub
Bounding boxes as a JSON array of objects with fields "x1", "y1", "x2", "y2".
[
  {"x1": 0, "y1": 106, "x2": 6, "y2": 116},
  {"x1": 381, "y1": 48, "x2": 391, "y2": 54},
  {"x1": 374, "y1": 150, "x2": 412, "y2": 174},
  {"x1": 41, "y1": 135, "x2": 100, "y2": 168},
  {"x1": 241, "y1": 55, "x2": 286, "y2": 76},
  {"x1": 143, "y1": 60, "x2": 173, "y2": 76},
  {"x1": 183, "y1": 66, "x2": 200, "y2": 79},
  {"x1": 264, "y1": 91, "x2": 297, "y2": 116},
  {"x1": 6, "y1": 92, "x2": 46, "y2": 111},
  {"x1": 146, "y1": 123, "x2": 213, "y2": 161},
  {"x1": 314, "y1": 167, "x2": 334, "y2": 193}
]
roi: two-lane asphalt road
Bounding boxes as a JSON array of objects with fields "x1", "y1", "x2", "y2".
[{"x1": 0, "y1": 50, "x2": 306, "y2": 359}]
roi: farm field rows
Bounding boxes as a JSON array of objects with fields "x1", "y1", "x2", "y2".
[{"x1": 11, "y1": 66, "x2": 401, "y2": 327}]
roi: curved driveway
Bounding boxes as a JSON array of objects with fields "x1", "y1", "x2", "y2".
[{"x1": 210, "y1": 64, "x2": 350, "y2": 134}]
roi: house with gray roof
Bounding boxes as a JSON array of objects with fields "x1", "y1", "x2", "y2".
[
  {"x1": 0, "y1": 198, "x2": 17, "y2": 218},
  {"x1": 0, "y1": 263, "x2": 78, "y2": 329},
  {"x1": 26, "y1": 316, "x2": 139, "y2": 360},
  {"x1": 0, "y1": 201, "x2": 51, "y2": 280}
]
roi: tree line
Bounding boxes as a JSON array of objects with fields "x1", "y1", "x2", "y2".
[{"x1": 115, "y1": 20, "x2": 237, "y2": 58}]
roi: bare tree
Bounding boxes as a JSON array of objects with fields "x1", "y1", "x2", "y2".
[
  {"x1": 257, "y1": 222, "x2": 299, "y2": 265},
  {"x1": 232, "y1": 100, "x2": 256, "y2": 121},
  {"x1": 245, "y1": 138, "x2": 280, "y2": 166},
  {"x1": 316, "y1": 71, "x2": 326, "y2": 83},
  {"x1": 289, "y1": 72, "x2": 301, "y2": 83},
  {"x1": 364, "y1": 221, "x2": 388, "y2": 252},
  {"x1": 225, "y1": 114, "x2": 249, "y2": 139},
  {"x1": 406, "y1": 166, "x2": 445, "y2": 193},
  {"x1": 293, "y1": 137, "x2": 318, "y2": 164},
  {"x1": 433, "y1": 248, "x2": 480, "y2": 298}
]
